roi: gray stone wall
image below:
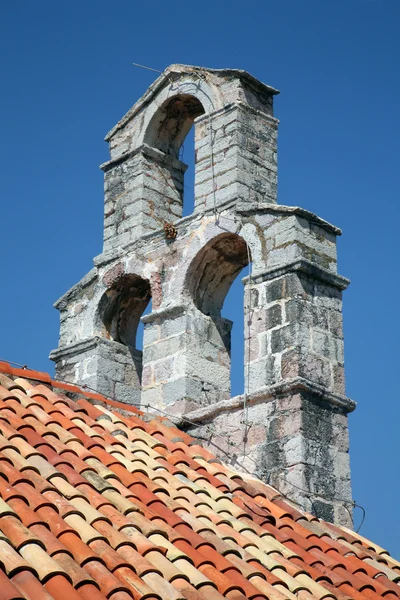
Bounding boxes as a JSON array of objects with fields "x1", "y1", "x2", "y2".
[
  {"x1": 245, "y1": 268, "x2": 347, "y2": 396},
  {"x1": 51, "y1": 337, "x2": 142, "y2": 406},
  {"x1": 51, "y1": 64, "x2": 354, "y2": 526},
  {"x1": 141, "y1": 307, "x2": 233, "y2": 414},
  {"x1": 178, "y1": 387, "x2": 353, "y2": 527},
  {"x1": 102, "y1": 146, "x2": 187, "y2": 252},
  {"x1": 194, "y1": 103, "x2": 278, "y2": 212}
]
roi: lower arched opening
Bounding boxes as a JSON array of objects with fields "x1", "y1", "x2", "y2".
[
  {"x1": 98, "y1": 274, "x2": 151, "y2": 384},
  {"x1": 187, "y1": 232, "x2": 250, "y2": 399}
]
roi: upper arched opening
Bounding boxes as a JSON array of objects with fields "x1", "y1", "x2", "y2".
[
  {"x1": 187, "y1": 233, "x2": 250, "y2": 317},
  {"x1": 144, "y1": 94, "x2": 205, "y2": 157}
]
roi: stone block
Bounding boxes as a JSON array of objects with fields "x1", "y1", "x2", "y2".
[
  {"x1": 247, "y1": 355, "x2": 277, "y2": 391},
  {"x1": 329, "y1": 310, "x2": 344, "y2": 338},
  {"x1": 97, "y1": 358, "x2": 125, "y2": 383},
  {"x1": 142, "y1": 335, "x2": 182, "y2": 363},
  {"x1": 154, "y1": 357, "x2": 175, "y2": 383},
  {"x1": 265, "y1": 304, "x2": 282, "y2": 329},
  {"x1": 143, "y1": 323, "x2": 160, "y2": 347},
  {"x1": 140, "y1": 386, "x2": 164, "y2": 412},
  {"x1": 270, "y1": 322, "x2": 310, "y2": 354},
  {"x1": 332, "y1": 364, "x2": 346, "y2": 395},
  {"x1": 114, "y1": 382, "x2": 141, "y2": 405},
  {"x1": 281, "y1": 349, "x2": 331, "y2": 388},
  {"x1": 285, "y1": 273, "x2": 315, "y2": 300},
  {"x1": 285, "y1": 298, "x2": 328, "y2": 330},
  {"x1": 162, "y1": 377, "x2": 204, "y2": 407},
  {"x1": 265, "y1": 278, "x2": 285, "y2": 303},
  {"x1": 141, "y1": 365, "x2": 153, "y2": 387},
  {"x1": 313, "y1": 330, "x2": 344, "y2": 363},
  {"x1": 160, "y1": 316, "x2": 188, "y2": 339}
]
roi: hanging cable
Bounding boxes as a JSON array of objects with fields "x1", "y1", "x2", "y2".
[
  {"x1": 211, "y1": 214, "x2": 254, "y2": 435},
  {"x1": 132, "y1": 62, "x2": 164, "y2": 75},
  {"x1": 242, "y1": 238, "x2": 253, "y2": 432},
  {"x1": 208, "y1": 111, "x2": 218, "y2": 221},
  {"x1": 0, "y1": 359, "x2": 28, "y2": 369}
]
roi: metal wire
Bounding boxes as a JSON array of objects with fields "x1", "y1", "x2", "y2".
[
  {"x1": 355, "y1": 504, "x2": 366, "y2": 533},
  {"x1": 132, "y1": 62, "x2": 164, "y2": 74},
  {"x1": 211, "y1": 215, "x2": 254, "y2": 436},
  {"x1": 242, "y1": 238, "x2": 253, "y2": 430},
  {"x1": 131, "y1": 62, "x2": 174, "y2": 86},
  {"x1": 138, "y1": 402, "x2": 366, "y2": 531},
  {"x1": 208, "y1": 112, "x2": 218, "y2": 220},
  {"x1": 0, "y1": 359, "x2": 28, "y2": 369}
]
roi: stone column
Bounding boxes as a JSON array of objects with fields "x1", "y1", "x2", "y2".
[
  {"x1": 101, "y1": 145, "x2": 187, "y2": 252},
  {"x1": 140, "y1": 306, "x2": 233, "y2": 415},
  {"x1": 51, "y1": 337, "x2": 142, "y2": 406},
  {"x1": 194, "y1": 103, "x2": 278, "y2": 213},
  {"x1": 243, "y1": 209, "x2": 348, "y2": 397}
]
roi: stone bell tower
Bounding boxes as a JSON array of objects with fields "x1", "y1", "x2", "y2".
[{"x1": 51, "y1": 64, "x2": 355, "y2": 526}]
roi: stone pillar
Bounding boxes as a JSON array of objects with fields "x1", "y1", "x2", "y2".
[
  {"x1": 243, "y1": 209, "x2": 347, "y2": 397},
  {"x1": 194, "y1": 103, "x2": 278, "y2": 213},
  {"x1": 51, "y1": 337, "x2": 142, "y2": 405},
  {"x1": 141, "y1": 306, "x2": 232, "y2": 414},
  {"x1": 102, "y1": 145, "x2": 187, "y2": 252},
  {"x1": 241, "y1": 263, "x2": 353, "y2": 526},
  {"x1": 245, "y1": 268, "x2": 347, "y2": 395},
  {"x1": 245, "y1": 210, "x2": 354, "y2": 525},
  {"x1": 50, "y1": 265, "x2": 149, "y2": 406}
]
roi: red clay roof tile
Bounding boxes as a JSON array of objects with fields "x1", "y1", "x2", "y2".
[
  {"x1": 0, "y1": 363, "x2": 398, "y2": 600},
  {"x1": 0, "y1": 568, "x2": 27, "y2": 600},
  {"x1": 43, "y1": 574, "x2": 83, "y2": 600},
  {"x1": 11, "y1": 569, "x2": 55, "y2": 600},
  {"x1": 57, "y1": 530, "x2": 101, "y2": 566}
]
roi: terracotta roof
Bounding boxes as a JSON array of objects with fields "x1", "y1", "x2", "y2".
[{"x1": 0, "y1": 361, "x2": 399, "y2": 600}]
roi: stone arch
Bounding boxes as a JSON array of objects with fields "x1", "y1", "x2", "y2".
[
  {"x1": 98, "y1": 273, "x2": 151, "y2": 349},
  {"x1": 187, "y1": 232, "x2": 250, "y2": 317},
  {"x1": 144, "y1": 95, "x2": 205, "y2": 158},
  {"x1": 137, "y1": 76, "x2": 218, "y2": 220},
  {"x1": 142, "y1": 93, "x2": 205, "y2": 220},
  {"x1": 181, "y1": 231, "x2": 251, "y2": 399},
  {"x1": 137, "y1": 74, "x2": 218, "y2": 151},
  {"x1": 166, "y1": 217, "x2": 262, "y2": 309}
]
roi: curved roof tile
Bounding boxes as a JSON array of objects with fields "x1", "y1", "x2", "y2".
[{"x1": 0, "y1": 361, "x2": 398, "y2": 600}]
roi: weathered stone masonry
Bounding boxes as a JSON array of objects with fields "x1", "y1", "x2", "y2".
[{"x1": 50, "y1": 64, "x2": 355, "y2": 526}]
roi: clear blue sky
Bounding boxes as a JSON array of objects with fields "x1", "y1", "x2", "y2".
[{"x1": 1, "y1": 1, "x2": 399, "y2": 555}]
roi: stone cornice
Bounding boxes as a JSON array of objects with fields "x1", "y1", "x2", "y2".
[
  {"x1": 195, "y1": 101, "x2": 279, "y2": 126},
  {"x1": 53, "y1": 268, "x2": 98, "y2": 310},
  {"x1": 49, "y1": 336, "x2": 133, "y2": 362},
  {"x1": 244, "y1": 258, "x2": 350, "y2": 290},
  {"x1": 100, "y1": 143, "x2": 188, "y2": 173},
  {"x1": 172, "y1": 377, "x2": 356, "y2": 430},
  {"x1": 236, "y1": 204, "x2": 342, "y2": 236},
  {"x1": 141, "y1": 304, "x2": 186, "y2": 324},
  {"x1": 92, "y1": 201, "x2": 340, "y2": 269}
]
